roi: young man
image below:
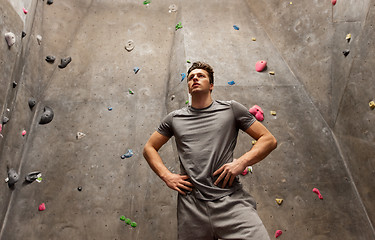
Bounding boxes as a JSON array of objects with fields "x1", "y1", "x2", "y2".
[{"x1": 143, "y1": 62, "x2": 277, "y2": 240}]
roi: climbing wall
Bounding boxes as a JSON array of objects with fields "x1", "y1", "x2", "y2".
[{"x1": 1, "y1": 0, "x2": 374, "y2": 239}]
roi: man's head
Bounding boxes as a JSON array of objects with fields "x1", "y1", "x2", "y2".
[{"x1": 187, "y1": 61, "x2": 214, "y2": 85}]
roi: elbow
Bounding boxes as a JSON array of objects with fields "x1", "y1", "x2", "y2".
[{"x1": 271, "y1": 136, "x2": 277, "y2": 150}]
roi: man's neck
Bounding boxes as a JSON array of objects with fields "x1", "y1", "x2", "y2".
[{"x1": 190, "y1": 93, "x2": 213, "y2": 109}]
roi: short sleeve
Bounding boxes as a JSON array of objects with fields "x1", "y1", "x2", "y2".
[
  {"x1": 231, "y1": 100, "x2": 256, "y2": 131},
  {"x1": 157, "y1": 112, "x2": 174, "y2": 138}
]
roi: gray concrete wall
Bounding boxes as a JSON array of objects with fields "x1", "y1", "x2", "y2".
[{"x1": 0, "y1": 0, "x2": 374, "y2": 239}]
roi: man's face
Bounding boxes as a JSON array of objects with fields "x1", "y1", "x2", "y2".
[{"x1": 187, "y1": 69, "x2": 213, "y2": 95}]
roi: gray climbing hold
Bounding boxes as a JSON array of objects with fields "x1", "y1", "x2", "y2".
[
  {"x1": 22, "y1": 31, "x2": 26, "y2": 38},
  {"x1": 12, "y1": 81, "x2": 17, "y2": 88},
  {"x1": 343, "y1": 50, "x2": 350, "y2": 57},
  {"x1": 58, "y1": 57, "x2": 72, "y2": 69},
  {"x1": 5, "y1": 32, "x2": 16, "y2": 47},
  {"x1": 45, "y1": 55, "x2": 55, "y2": 63},
  {"x1": 47, "y1": 0, "x2": 53, "y2": 5},
  {"x1": 39, "y1": 106, "x2": 54, "y2": 124},
  {"x1": 169, "y1": 4, "x2": 178, "y2": 12},
  {"x1": 7, "y1": 168, "x2": 19, "y2": 186},
  {"x1": 2, "y1": 116, "x2": 9, "y2": 124},
  {"x1": 28, "y1": 98, "x2": 36, "y2": 109},
  {"x1": 36, "y1": 35, "x2": 42, "y2": 45},
  {"x1": 125, "y1": 40, "x2": 135, "y2": 52},
  {"x1": 25, "y1": 171, "x2": 41, "y2": 183}
]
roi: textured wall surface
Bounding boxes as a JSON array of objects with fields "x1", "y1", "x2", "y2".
[{"x1": 0, "y1": 0, "x2": 374, "y2": 239}]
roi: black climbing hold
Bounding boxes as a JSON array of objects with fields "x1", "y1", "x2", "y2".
[
  {"x1": 7, "y1": 168, "x2": 19, "y2": 186},
  {"x1": 343, "y1": 50, "x2": 350, "y2": 57},
  {"x1": 39, "y1": 106, "x2": 54, "y2": 124},
  {"x1": 47, "y1": 0, "x2": 53, "y2": 4},
  {"x1": 25, "y1": 171, "x2": 41, "y2": 182},
  {"x1": 77, "y1": 186, "x2": 82, "y2": 191},
  {"x1": 58, "y1": 57, "x2": 72, "y2": 69},
  {"x1": 2, "y1": 116, "x2": 9, "y2": 124},
  {"x1": 22, "y1": 31, "x2": 26, "y2": 38},
  {"x1": 45, "y1": 55, "x2": 55, "y2": 63},
  {"x1": 12, "y1": 81, "x2": 17, "y2": 88},
  {"x1": 28, "y1": 98, "x2": 36, "y2": 109}
]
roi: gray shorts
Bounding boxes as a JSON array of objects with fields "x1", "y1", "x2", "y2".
[{"x1": 177, "y1": 188, "x2": 270, "y2": 240}]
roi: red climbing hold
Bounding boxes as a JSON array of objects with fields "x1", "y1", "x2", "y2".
[
  {"x1": 255, "y1": 60, "x2": 267, "y2": 72},
  {"x1": 249, "y1": 105, "x2": 264, "y2": 121},
  {"x1": 39, "y1": 203, "x2": 46, "y2": 211},
  {"x1": 331, "y1": 0, "x2": 337, "y2": 5},
  {"x1": 241, "y1": 168, "x2": 248, "y2": 176},
  {"x1": 313, "y1": 188, "x2": 323, "y2": 199},
  {"x1": 275, "y1": 230, "x2": 282, "y2": 238}
]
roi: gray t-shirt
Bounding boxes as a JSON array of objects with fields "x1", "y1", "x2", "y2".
[{"x1": 157, "y1": 100, "x2": 256, "y2": 201}]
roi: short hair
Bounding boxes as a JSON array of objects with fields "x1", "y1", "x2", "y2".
[{"x1": 187, "y1": 61, "x2": 214, "y2": 85}]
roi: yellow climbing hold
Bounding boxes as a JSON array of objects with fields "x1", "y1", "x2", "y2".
[
  {"x1": 252, "y1": 37, "x2": 256, "y2": 41},
  {"x1": 290, "y1": 2, "x2": 292, "y2": 4},
  {"x1": 276, "y1": 198, "x2": 283, "y2": 205},
  {"x1": 269, "y1": 71, "x2": 275, "y2": 75},
  {"x1": 369, "y1": 101, "x2": 375, "y2": 110},
  {"x1": 270, "y1": 111, "x2": 277, "y2": 116},
  {"x1": 252, "y1": 140, "x2": 257, "y2": 145},
  {"x1": 346, "y1": 33, "x2": 351, "y2": 41}
]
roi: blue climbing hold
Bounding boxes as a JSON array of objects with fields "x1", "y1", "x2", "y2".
[
  {"x1": 121, "y1": 149, "x2": 134, "y2": 159},
  {"x1": 233, "y1": 25, "x2": 239, "y2": 30},
  {"x1": 228, "y1": 80, "x2": 235, "y2": 85},
  {"x1": 133, "y1": 67, "x2": 140, "y2": 74},
  {"x1": 181, "y1": 73, "x2": 186, "y2": 82}
]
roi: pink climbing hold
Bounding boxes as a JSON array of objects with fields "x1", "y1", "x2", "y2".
[
  {"x1": 241, "y1": 168, "x2": 248, "y2": 176},
  {"x1": 255, "y1": 60, "x2": 267, "y2": 72},
  {"x1": 313, "y1": 188, "x2": 323, "y2": 199},
  {"x1": 0, "y1": 124, "x2": 2, "y2": 133},
  {"x1": 38, "y1": 203, "x2": 46, "y2": 211},
  {"x1": 249, "y1": 105, "x2": 264, "y2": 121},
  {"x1": 23, "y1": 8, "x2": 28, "y2": 14},
  {"x1": 22, "y1": 130, "x2": 27, "y2": 136},
  {"x1": 275, "y1": 230, "x2": 282, "y2": 238},
  {"x1": 331, "y1": 0, "x2": 337, "y2": 5}
]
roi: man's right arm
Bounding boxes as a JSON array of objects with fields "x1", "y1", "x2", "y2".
[{"x1": 143, "y1": 131, "x2": 193, "y2": 195}]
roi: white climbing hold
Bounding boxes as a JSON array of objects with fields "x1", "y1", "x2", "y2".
[
  {"x1": 36, "y1": 35, "x2": 42, "y2": 45},
  {"x1": 76, "y1": 132, "x2": 86, "y2": 139},
  {"x1": 125, "y1": 40, "x2": 135, "y2": 52},
  {"x1": 5, "y1": 32, "x2": 16, "y2": 47},
  {"x1": 169, "y1": 4, "x2": 178, "y2": 13}
]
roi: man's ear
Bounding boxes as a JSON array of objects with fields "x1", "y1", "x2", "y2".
[{"x1": 209, "y1": 83, "x2": 214, "y2": 92}]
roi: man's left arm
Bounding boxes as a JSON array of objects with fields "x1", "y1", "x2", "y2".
[{"x1": 213, "y1": 121, "x2": 277, "y2": 188}]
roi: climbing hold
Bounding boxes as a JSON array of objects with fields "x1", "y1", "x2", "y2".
[
  {"x1": 5, "y1": 32, "x2": 16, "y2": 47},
  {"x1": 331, "y1": 0, "x2": 337, "y2": 5},
  {"x1": 22, "y1": 130, "x2": 27, "y2": 136},
  {"x1": 76, "y1": 132, "x2": 86, "y2": 139},
  {"x1": 125, "y1": 40, "x2": 135, "y2": 52},
  {"x1": 28, "y1": 98, "x2": 36, "y2": 109},
  {"x1": 25, "y1": 171, "x2": 41, "y2": 183},
  {"x1": 269, "y1": 71, "x2": 275, "y2": 75},
  {"x1": 343, "y1": 50, "x2": 350, "y2": 57},
  {"x1": 0, "y1": 124, "x2": 2, "y2": 134},
  {"x1": 47, "y1": 0, "x2": 53, "y2": 5},
  {"x1": 169, "y1": 4, "x2": 178, "y2": 12},
  {"x1": 13, "y1": 81, "x2": 17, "y2": 88},
  {"x1": 369, "y1": 101, "x2": 375, "y2": 110},
  {"x1": 247, "y1": 166, "x2": 253, "y2": 173},
  {"x1": 45, "y1": 55, "x2": 55, "y2": 63},
  {"x1": 228, "y1": 80, "x2": 235, "y2": 85},
  {"x1": 23, "y1": 8, "x2": 28, "y2": 14},
  {"x1": 181, "y1": 73, "x2": 186, "y2": 82},
  {"x1": 252, "y1": 37, "x2": 256, "y2": 41},
  {"x1": 270, "y1": 111, "x2": 277, "y2": 116},
  {"x1": 275, "y1": 230, "x2": 282, "y2": 238},
  {"x1": 313, "y1": 187, "x2": 323, "y2": 199},
  {"x1": 187, "y1": 60, "x2": 191, "y2": 63},
  {"x1": 125, "y1": 218, "x2": 131, "y2": 224},
  {"x1": 77, "y1": 186, "x2": 82, "y2": 191},
  {"x1": 290, "y1": 1, "x2": 293, "y2": 4},
  {"x1": 120, "y1": 216, "x2": 126, "y2": 221},
  {"x1": 143, "y1": 0, "x2": 151, "y2": 5},
  {"x1": 252, "y1": 140, "x2": 257, "y2": 145},
  {"x1": 38, "y1": 203, "x2": 46, "y2": 211},
  {"x1": 58, "y1": 57, "x2": 72, "y2": 69},
  {"x1": 39, "y1": 106, "x2": 54, "y2": 124},
  {"x1": 36, "y1": 35, "x2": 42, "y2": 45},
  {"x1": 133, "y1": 67, "x2": 140, "y2": 74},
  {"x1": 255, "y1": 60, "x2": 267, "y2": 72},
  {"x1": 128, "y1": 89, "x2": 135, "y2": 95},
  {"x1": 7, "y1": 169, "x2": 19, "y2": 185},
  {"x1": 171, "y1": 95, "x2": 175, "y2": 101},
  {"x1": 241, "y1": 168, "x2": 248, "y2": 176},
  {"x1": 131, "y1": 222, "x2": 137, "y2": 228},
  {"x1": 185, "y1": 100, "x2": 189, "y2": 104},
  {"x1": 22, "y1": 31, "x2": 26, "y2": 38},
  {"x1": 275, "y1": 198, "x2": 283, "y2": 205},
  {"x1": 346, "y1": 33, "x2": 351, "y2": 42},
  {"x1": 249, "y1": 105, "x2": 264, "y2": 121},
  {"x1": 233, "y1": 25, "x2": 239, "y2": 30},
  {"x1": 2, "y1": 116, "x2": 9, "y2": 124},
  {"x1": 175, "y1": 22, "x2": 183, "y2": 30},
  {"x1": 121, "y1": 149, "x2": 134, "y2": 159}
]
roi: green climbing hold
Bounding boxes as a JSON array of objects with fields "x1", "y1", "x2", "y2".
[
  {"x1": 187, "y1": 60, "x2": 191, "y2": 63},
  {"x1": 125, "y1": 218, "x2": 131, "y2": 225},
  {"x1": 131, "y1": 222, "x2": 137, "y2": 228},
  {"x1": 143, "y1": 0, "x2": 151, "y2": 5},
  {"x1": 185, "y1": 100, "x2": 189, "y2": 104},
  {"x1": 176, "y1": 22, "x2": 183, "y2": 30},
  {"x1": 120, "y1": 216, "x2": 126, "y2": 221}
]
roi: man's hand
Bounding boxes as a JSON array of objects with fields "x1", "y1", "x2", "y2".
[
  {"x1": 162, "y1": 173, "x2": 193, "y2": 195},
  {"x1": 213, "y1": 159, "x2": 246, "y2": 188}
]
